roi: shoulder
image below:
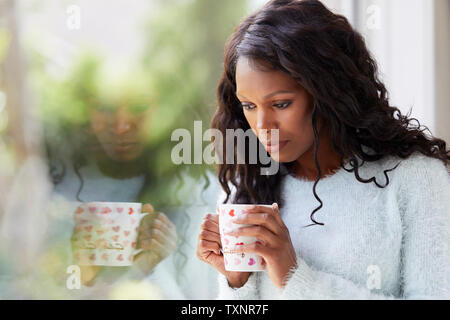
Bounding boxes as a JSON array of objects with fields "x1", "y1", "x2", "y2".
[
  {"x1": 392, "y1": 152, "x2": 449, "y2": 184},
  {"x1": 385, "y1": 152, "x2": 450, "y2": 210}
]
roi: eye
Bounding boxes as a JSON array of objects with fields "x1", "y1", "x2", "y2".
[
  {"x1": 130, "y1": 104, "x2": 149, "y2": 115},
  {"x1": 94, "y1": 104, "x2": 115, "y2": 113},
  {"x1": 273, "y1": 101, "x2": 292, "y2": 109},
  {"x1": 241, "y1": 103, "x2": 256, "y2": 111}
]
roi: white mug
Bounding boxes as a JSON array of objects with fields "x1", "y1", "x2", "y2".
[
  {"x1": 219, "y1": 204, "x2": 272, "y2": 272},
  {"x1": 72, "y1": 202, "x2": 147, "y2": 267}
]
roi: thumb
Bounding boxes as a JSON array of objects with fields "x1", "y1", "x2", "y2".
[{"x1": 142, "y1": 203, "x2": 155, "y2": 214}]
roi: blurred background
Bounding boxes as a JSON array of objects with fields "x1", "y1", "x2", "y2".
[{"x1": 0, "y1": 0, "x2": 448, "y2": 299}]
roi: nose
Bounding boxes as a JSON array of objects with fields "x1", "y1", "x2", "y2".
[
  {"x1": 114, "y1": 108, "x2": 133, "y2": 135},
  {"x1": 255, "y1": 108, "x2": 277, "y2": 135}
]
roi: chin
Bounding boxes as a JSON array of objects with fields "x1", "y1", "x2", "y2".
[
  {"x1": 268, "y1": 151, "x2": 293, "y2": 164},
  {"x1": 108, "y1": 150, "x2": 143, "y2": 163}
]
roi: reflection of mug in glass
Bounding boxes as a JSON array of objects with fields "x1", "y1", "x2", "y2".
[
  {"x1": 72, "y1": 202, "x2": 147, "y2": 267},
  {"x1": 219, "y1": 204, "x2": 270, "y2": 272}
]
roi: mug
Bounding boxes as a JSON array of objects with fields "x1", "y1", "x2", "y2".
[
  {"x1": 218, "y1": 204, "x2": 271, "y2": 272},
  {"x1": 72, "y1": 202, "x2": 147, "y2": 267}
]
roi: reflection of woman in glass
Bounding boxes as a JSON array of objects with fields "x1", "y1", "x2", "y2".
[
  {"x1": 45, "y1": 62, "x2": 220, "y2": 299},
  {"x1": 197, "y1": 0, "x2": 449, "y2": 299},
  {"x1": 45, "y1": 69, "x2": 182, "y2": 298}
]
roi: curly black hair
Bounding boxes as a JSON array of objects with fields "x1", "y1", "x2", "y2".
[{"x1": 212, "y1": 0, "x2": 449, "y2": 227}]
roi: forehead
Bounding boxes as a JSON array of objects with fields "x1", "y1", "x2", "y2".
[{"x1": 235, "y1": 57, "x2": 299, "y2": 96}]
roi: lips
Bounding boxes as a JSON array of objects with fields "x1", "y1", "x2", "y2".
[
  {"x1": 114, "y1": 142, "x2": 138, "y2": 152},
  {"x1": 265, "y1": 140, "x2": 289, "y2": 152}
]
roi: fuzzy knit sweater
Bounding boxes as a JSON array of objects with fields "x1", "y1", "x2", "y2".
[{"x1": 216, "y1": 152, "x2": 450, "y2": 300}]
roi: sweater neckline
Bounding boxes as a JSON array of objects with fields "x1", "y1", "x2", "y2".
[{"x1": 284, "y1": 161, "x2": 351, "y2": 185}]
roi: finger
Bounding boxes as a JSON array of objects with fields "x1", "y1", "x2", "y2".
[
  {"x1": 150, "y1": 238, "x2": 174, "y2": 259},
  {"x1": 140, "y1": 240, "x2": 169, "y2": 264},
  {"x1": 198, "y1": 239, "x2": 221, "y2": 256},
  {"x1": 139, "y1": 212, "x2": 159, "y2": 231},
  {"x1": 141, "y1": 237, "x2": 170, "y2": 258},
  {"x1": 153, "y1": 215, "x2": 177, "y2": 237},
  {"x1": 243, "y1": 203, "x2": 284, "y2": 227},
  {"x1": 228, "y1": 241, "x2": 271, "y2": 259},
  {"x1": 142, "y1": 204, "x2": 155, "y2": 214},
  {"x1": 151, "y1": 228, "x2": 177, "y2": 249},
  {"x1": 225, "y1": 225, "x2": 278, "y2": 247},
  {"x1": 233, "y1": 213, "x2": 282, "y2": 236},
  {"x1": 139, "y1": 226, "x2": 177, "y2": 249},
  {"x1": 204, "y1": 212, "x2": 219, "y2": 224},
  {"x1": 201, "y1": 217, "x2": 220, "y2": 233},
  {"x1": 155, "y1": 212, "x2": 175, "y2": 230},
  {"x1": 198, "y1": 229, "x2": 222, "y2": 244}
]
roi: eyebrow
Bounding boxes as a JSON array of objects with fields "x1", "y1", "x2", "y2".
[{"x1": 236, "y1": 90, "x2": 294, "y2": 101}]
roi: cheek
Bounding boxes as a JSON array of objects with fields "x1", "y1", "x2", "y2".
[
  {"x1": 90, "y1": 114, "x2": 109, "y2": 133},
  {"x1": 280, "y1": 108, "x2": 316, "y2": 154}
]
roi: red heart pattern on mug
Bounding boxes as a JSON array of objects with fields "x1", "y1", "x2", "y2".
[
  {"x1": 75, "y1": 207, "x2": 84, "y2": 214},
  {"x1": 248, "y1": 258, "x2": 255, "y2": 266},
  {"x1": 74, "y1": 204, "x2": 142, "y2": 266},
  {"x1": 228, "y1": 209, "x2": 235, "y2": 217},
  {"x1": 101, "y1": 207, "x2": 112, "y2": 214}
]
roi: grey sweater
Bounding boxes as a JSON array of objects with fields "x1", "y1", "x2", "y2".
[{"x1": 217, "y1": 152, "x2": 450, "y2": 299}]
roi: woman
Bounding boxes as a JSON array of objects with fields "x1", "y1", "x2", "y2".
[{"x1": 197, "y1": 0, "x2": 449, "y2": 299}]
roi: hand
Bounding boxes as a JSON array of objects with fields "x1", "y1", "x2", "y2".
[
  {"x1": 196, "y1": 211, "x2": 251, "y2": 288},
  {"x1": 134, "y1": 204, "x2": 178, "y2": 275},
  {"x1": 226, "y1": 203, "x2": 297, "y2": 288}
]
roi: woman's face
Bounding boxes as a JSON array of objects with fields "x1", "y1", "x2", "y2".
[
  {"x1": 89, "y1": 105, "x2": 149, "y2": 162},
  {"x1": 235, "y1": 57, "x2": 320, "y2": 163}
]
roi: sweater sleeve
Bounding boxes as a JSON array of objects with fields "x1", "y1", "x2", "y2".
[
  {"x1": 216, "y1": 272, "x2": 260, "y2": 300},
  {"x1": 280, "y1": 154, "x2": 450, "y2": 300}
]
